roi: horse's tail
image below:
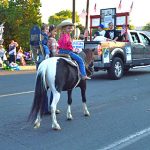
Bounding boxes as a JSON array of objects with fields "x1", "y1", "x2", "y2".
[{"x1": 28, "y1": 64, "x2": 48, "y2": 121}]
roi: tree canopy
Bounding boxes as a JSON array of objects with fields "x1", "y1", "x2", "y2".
[
  {"x1": 48, "y1": 9, "x2": 80, "y2": 26},
  {"x1": 48, "y1": 9, "x2": 85, "y2": 37},
  {"x1": 0, "y1": 0, "x2": 41, "y2": 51},
  {"x1": 142, "y1": 22, "x2": 150, "y2": 31}
]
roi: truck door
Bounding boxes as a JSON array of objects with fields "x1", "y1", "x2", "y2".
[
  {"x1": 139, "y1": 33, "x2": 150, "y2": 62},
  {"x1": 130, "y1": 32, "x2": 144, "y2": 64}
]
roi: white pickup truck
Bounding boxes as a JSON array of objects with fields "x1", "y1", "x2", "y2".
[{"x1": 84, "y1": 30, "x2": 150, "y2": 79}]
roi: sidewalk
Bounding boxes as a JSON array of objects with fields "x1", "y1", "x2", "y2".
[{"x1": 0, "y1": 65, "x2": 36, "y2": 76}]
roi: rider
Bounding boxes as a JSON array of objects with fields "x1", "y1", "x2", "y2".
[{"x1": 57, "y1": 20, "x2": 91, "y2": 80}]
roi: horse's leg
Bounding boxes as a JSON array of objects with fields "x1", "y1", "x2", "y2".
[
  {"x1": 80, "y1": 80, "x2": 90, "y2": 116},
  {"x1": 67, "y1": 89, "x2": 73, "y2": 120},
  {"x1": 51, "y1": 91, "x2": 61, "y2": 130},
  {"x1": 34, "y1": 112, "x2": 41, "y2": 128},
  {"x1": 49, "y1": 92, "x2": 61, "y2": 114}
]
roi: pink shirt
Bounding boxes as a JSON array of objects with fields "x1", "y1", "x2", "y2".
[{"x1": 58, "y1": 33, "x2": 73, "y2": 51}]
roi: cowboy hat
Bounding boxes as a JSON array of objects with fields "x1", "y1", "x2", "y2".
[{"x1": 57, "y1": 19, "x2": 74, "y2": 29}]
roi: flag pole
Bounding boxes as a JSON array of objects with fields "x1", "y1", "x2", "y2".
[
  {"x1": 72, "y1": 0, "x2": 75, "y2": 38},
  {"x1": 85, "y1": 0, "x2": 89, "y2": 41}
]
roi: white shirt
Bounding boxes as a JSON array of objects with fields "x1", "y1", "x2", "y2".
[
  {"x1": 93, "y1": 36, "x2": 107, "y2": 42},
  {"x1": 0, "y1": 48, "x2": 7, "y2": 60},
  {"x1": 109, "y1": 31, "x2": 114, "y2": 40},
  {"x1": 0, "y1": 48, "x2": 5, "y2": 57},
  {"x1": 99, "y1": 30, "x2": 106, "y2": 37}
]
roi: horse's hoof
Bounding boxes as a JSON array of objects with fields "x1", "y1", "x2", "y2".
[
  {"x1": 67, "y1": 116, "x2": 73, "y2": 120},
  {"x1": 52, "y1": 124, "x2": 61, "y2": 130},
  {"x1": 84, "y1": 111, "x2": 90, "y2": 117},
  {"x1": 56, "y1": 109, "x2": 61, "y2": 114},
  {"x1": 34, "y1": 122, "x2": 40, "y2": 129},
  {"x1": 67, "y1": 113, "x2": 73, "y2": 120}
]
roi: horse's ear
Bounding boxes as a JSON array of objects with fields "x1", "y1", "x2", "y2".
[{"x1": 83, "y1": 49, "x2": 88, "y2": 53}]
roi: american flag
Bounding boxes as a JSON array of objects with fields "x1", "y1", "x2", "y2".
[
  {"x1": 94, "y1": 3, "x2": 97, "y2": 13},
  {"x1": 129, "y1": 1, "x2": 134, "y2": 13},
  {"x1": 118, "y1": 0, "x2": 122, "y2": 10},
  {"x1": 84, "y1": 29, "x2": 88, "y2": 38},
  {"x1": 79, "y1": 9, "x2": 87, "y2": 18},
  {"x1": 121, "y1": 24, "x2": 126, "y2": 36}
]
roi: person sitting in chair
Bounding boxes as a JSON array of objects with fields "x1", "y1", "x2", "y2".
[
  {"x1": 98, "y1": 24, "x2": 106, "y2": 37},
  {"x1": 47, "y1": 24, "x2": 58, "y2": 57},
  {"x1": 44, "y1": 25, "x2": 60, "y2": 115},
  {"x1": 105, "y1": 22, "x2": 119, "y2": 41},
  {"x1": 36, "y1": 23, "x2": 51, "y2": 69},
  {"x1": 93, "y1": 31, "x2": 107, "y2": 42}
]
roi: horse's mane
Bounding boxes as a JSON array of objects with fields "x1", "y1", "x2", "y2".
[{"x1": 83, "y1": 49, "x2": 94, "y2": 65}]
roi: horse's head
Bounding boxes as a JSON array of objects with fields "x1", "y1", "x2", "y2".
[
  {"x1": 83, "y1": 48, "x2": 95, "y2": 65},
  {"x1": 82, "y1": 48, "x2": 95, "y2": 76}
]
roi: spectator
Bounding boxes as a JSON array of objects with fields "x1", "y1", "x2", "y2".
[
  {"x1": 0, "y1": 44, "x2": 7, "y2": 66},
  {"x1": 36, "y1": 24, "x2": 50, "y2": 69},
  {"x1": 47, "y1": 24, "x2": 58, "y2": 56},
  {"x1": 16, "y1": 47, "x2": 26, "y2": 66},
  {"x1": 8, "y1": 40, "x2": 18, "y2": 63}
]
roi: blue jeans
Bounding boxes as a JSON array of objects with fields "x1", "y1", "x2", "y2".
[{"x1": 59, "y1": 49, "x2": 86, "y2": 77}]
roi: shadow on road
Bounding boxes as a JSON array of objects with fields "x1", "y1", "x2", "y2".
[
  {"x1": 91, "y1": 69, "x2": 150, "y2": 80},
  {"x1": 91, "y1": 72, "x2": 110, "y2": 80},
  {"x1": 124, "y1": 69, "x2": 150, "y2": 78}
]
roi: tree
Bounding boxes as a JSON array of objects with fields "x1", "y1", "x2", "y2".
[
  {"x1": 143, "y1": 22, "x2": 150, "y2": 31},
  {"x1": 0, "y1": 0, "x2": 8, "y2": 7},
  {"x1": 129, "y1": 24, "x2": 135, "y2": 30},
  {"x1": 48, "y1": 10, "x2": 85, "y2": 39},
  {"x1": 48, "y1": 10, "x2": 80, "y2": 26},
  {"x1": 0, "y1": 0, "x2": 42, "y2": 51}
]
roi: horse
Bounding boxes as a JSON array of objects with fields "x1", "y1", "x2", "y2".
[{"x1": 28, "y1": 49, "x2": 95, "y2": 130}]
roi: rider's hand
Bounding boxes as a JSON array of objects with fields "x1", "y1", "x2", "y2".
[{"x1": 73, "y1": 48, "x2": 82, "y2": 54}]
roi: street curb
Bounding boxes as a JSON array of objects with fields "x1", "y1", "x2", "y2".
[{"x1": 0, "y1": 65, "x2": 36, "y2": 76}]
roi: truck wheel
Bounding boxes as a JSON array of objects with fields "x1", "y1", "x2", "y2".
[{"x1": 107, "y1": 57, "x2": 124, "y2": 80}]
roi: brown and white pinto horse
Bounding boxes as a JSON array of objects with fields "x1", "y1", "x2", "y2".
[{"x1": 28, "y1": 49, "x2": 95, "y2": 130}]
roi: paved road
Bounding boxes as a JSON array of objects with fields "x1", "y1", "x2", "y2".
[{"x1": 0, "y1": 67, "x2": 150, "y2": 150}]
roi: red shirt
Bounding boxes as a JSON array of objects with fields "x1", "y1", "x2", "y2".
[{"x1": 58, "y1": 33, "x2": 73, "y2": 51}]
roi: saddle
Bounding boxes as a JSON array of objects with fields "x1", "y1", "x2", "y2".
[
  {"x1": 55, "y1": 54, "x2": 81, "y2": 86},
  {"x1": 55, "y1": 53, "x2": 93, "y2": 77},
  {"x1": 55, "y1": 54, "x2": 78, "y2": 67},
  {"x1": 55, "y1": 53, "x2": 70, "y2": 59}
]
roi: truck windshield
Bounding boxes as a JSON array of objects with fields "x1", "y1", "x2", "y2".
[
  {"x1": 130, "y1": 32, "x2": 140, "y2": 43},
  {"x1": 139, "y1": 33, "x2": 150, "y2": 45}
]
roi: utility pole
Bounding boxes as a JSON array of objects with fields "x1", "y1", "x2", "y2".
[
  {"x1": 85, "y1": 0, "x2": 89, "y2": 29},
  {"x1": 85, "y1": 0, "x2": 89, "y2": 41},
  {"x1": 72, "y1": 0, "x2": 75, "y2": 38}
]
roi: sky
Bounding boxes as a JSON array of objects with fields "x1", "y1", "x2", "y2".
[{"x1": 40, "y1": 0, "x2": 150, "y2": 27}]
